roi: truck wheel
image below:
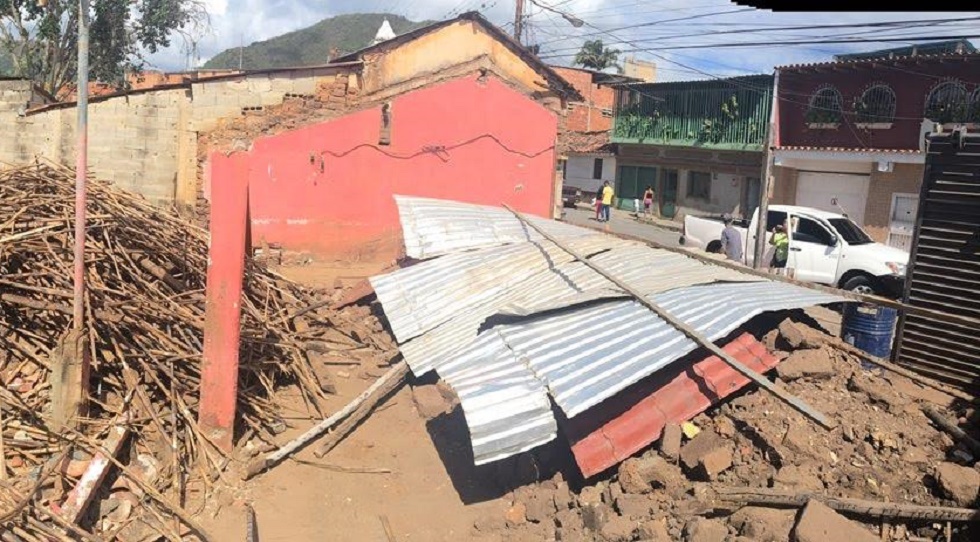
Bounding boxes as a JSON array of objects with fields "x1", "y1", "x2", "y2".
[
  {"x1": 841, "y1": 274, "x2": 877, "y2": 295},
  {"x1": 678, "y1": 236, "x2": 686, "y2": 245},
  {"x1": 706, "y1": 240, "x2": 722, "y2": 254}
]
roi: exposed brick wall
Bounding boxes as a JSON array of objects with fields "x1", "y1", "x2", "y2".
[
  {"x1": 552, "y1": 67, "x2": 613, "y2": 132},
  {"x1": 863, "y1": 162, "x2": 924, "y2": 242}
]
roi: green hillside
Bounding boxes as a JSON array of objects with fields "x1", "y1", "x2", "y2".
[{"x1": 203, "y1": 13, "x2": 435, "y2": 70}]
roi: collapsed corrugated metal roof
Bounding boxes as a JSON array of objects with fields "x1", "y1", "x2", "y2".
[{"x1": 371, "y1": 197, "x2": 846, "y2": 468}]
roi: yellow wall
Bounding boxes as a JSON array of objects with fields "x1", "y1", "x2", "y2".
[{"x1": 362, "y1": 20, "x2": 550, "y2": 97}]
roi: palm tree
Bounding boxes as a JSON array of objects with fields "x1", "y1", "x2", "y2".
[{"x1": 574, "y1": 40, "x2": 621, "y2": 72}]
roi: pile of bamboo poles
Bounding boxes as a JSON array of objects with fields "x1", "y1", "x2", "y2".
[{"x1": 0, "y1": 162, "x2": 380, "y2": 539}]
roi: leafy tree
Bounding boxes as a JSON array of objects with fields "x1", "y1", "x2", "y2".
[
  {"x1": 0, "y1": 0, "x2": 208, "y2": 96},
  {"x1": 573, "y1": 39, "x2": 620, "y2": 72}
]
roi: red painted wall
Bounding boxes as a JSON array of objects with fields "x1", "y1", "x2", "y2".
[
  {"x1": 778, "y1": 56, "x2": 980, "y2": 151},
  {"x1": 209, "y1": 74, "x2": 558, "y2": 261}
]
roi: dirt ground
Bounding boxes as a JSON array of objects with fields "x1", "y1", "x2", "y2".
[{"x1": 201, "y1": 263, "x2": 510, "y2": 542}]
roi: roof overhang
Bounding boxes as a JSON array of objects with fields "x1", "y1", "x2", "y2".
[{"x1": 773, "y1": 147, "x2": 925, "y2": 166}]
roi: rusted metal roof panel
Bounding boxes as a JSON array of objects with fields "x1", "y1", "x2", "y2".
[{"x1": 895, "y1": 132, "x2": 980, "y2": 390}]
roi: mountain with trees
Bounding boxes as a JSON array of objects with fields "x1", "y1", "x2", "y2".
[{"x1": 203, "y1": 13, "x2": 434, "y2": 70}]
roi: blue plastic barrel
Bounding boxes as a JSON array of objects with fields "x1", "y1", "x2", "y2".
[{"x1": 841, "y1": 303, "x2": 898, "y2": 365}]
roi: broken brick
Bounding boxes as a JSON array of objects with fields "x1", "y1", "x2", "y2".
[
  {"x1": 793, "y1": 499, "x2": 877, "y2": 542},
  {"x1": 660, "y1": 424, "x2": 682, "y2": 461}
]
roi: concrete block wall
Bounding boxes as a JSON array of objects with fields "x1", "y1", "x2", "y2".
[{"x1": 0, "y1": 69, "x2": 338, "y2": 206}]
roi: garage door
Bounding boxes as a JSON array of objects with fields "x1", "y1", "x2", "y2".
[{"x1": 796, "y1": 171, "x2": 870, "y2": 226}]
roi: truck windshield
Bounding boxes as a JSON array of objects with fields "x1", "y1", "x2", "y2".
[{"x1": 828, "y1": 218, "x2": 874, "y2": 245}]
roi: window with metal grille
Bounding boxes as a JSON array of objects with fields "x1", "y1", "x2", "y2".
[
  {"x1": 970, "y1": 88, "x2": 980, "y2": 124},
  {"x1": 925, "y1": 80, "x2": 969, "y2": 123},
  {"x1": 805, "y1": 86, "x2": 843, "y2": 125},
  {"x1": 593, "y1": 158, "x2": 604, "y2": 179},
  {"x1": 687, "y1": 171, "x2": 711, "y2": 200},
  {"x1": 854, "y1": 84, "x2": 896, "y2": 125}
]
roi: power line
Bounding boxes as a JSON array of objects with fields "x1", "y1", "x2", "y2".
[
  {"x1": 539, "y1": 15, "x2": 980, "y2": 54},
  {"x1": 535, "y1": 7, "x2": 757, "y2": 47}
]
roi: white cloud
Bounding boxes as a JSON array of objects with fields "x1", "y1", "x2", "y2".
[{"x1": 146, "y1": 0, "x2": 979, "y2": 81}]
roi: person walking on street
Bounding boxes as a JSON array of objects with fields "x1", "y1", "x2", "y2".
[
  {"x1": 594, "y1": 186, "x2": 604, "y2": 221},
  {"x1": 770, "y1": 223, "x2": 789, "y2": 270},
  {"x1": 642, "y1": 186, "x2": 655, "y2": 217},
  {"x1": 720, "y1": 214, "x2": 743, "y2": 263},
  {"x1": 600, "y1": 181, "x2": 614, "y2": 222}
]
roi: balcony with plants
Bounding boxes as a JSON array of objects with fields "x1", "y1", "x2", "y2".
[{"x1": 611, "y1": 75, "x2": 773, "y2": 151}]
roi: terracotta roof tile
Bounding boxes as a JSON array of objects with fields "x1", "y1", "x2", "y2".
[{"x1": 567, "y1": 332, "x2": 778, "y2": 478}]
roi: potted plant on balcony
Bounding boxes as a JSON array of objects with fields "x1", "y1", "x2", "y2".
[
  {"x1": 853, "y1": 95, "x2": 894, "y2": 130},
  {"x1": 805, "y1": 107, "x2": 840, "y2": 129}
]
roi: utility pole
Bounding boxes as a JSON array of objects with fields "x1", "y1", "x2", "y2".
[
  {"x1": 753, "y1": 70, "x2": 779, "y2": 269},
  {"x1": 514, "y1": 0, "x2": 525, "y2": 44},
  {"x1": 51, "y1": 0, "x2": 90, "y2": 430}
]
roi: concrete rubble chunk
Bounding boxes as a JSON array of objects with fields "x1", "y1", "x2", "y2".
[
  {"x1": 935, "y1": 462, "x2": 980, "y2": 507},
  {"x1": 778, "y1": 319, "x2": 810, "y2": 349},
  {"x1": 792, "y1": 499, "x2": 878, "y2": 542},
  {"x1": 581, "y1": 503, "x2": 612, "y2": 532},
  {"x1": 660, "y1": 423, "x2": 682, "y2": 461},
  {"x1": 637, "y1": 518, "x2": 671, "y2": 541},
  {"x1": 618, "y1": 455, "x2": 684, "y2": 494},
  {"x1": 729, "y1": 506, "x2": 796, "y2": 542},
  {"x1": 411, "y1": 384, "x2": 452, "y2": 419},
  {"x1": 697, "y1": 445, "x2": 734, "y2": 481},
  {"x1": 522, "y1": 488, "x2": 557, "y2": 523},
  {"x1": 680, "y1": 430, "x2": 726, "y2": 472},
  {"x1": 776, "y1": 348, "x2": 836, "y2": 381},
  {"x1": 578, "y1": 485, "x2": 603, "y2": 507},
  {"x1": 600, "y1": 515, "x2": 637, "y2": 542},
  {"x1": 504, "y1": 502, "x2": 527, "y2": 527},
  {"x1": 614, "y1": 494, "x2": 653, "y2": 519},
  {"x1": 683, "y1": 517, "x2": 729, "y2": 542}
]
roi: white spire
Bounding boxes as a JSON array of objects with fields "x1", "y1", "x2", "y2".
[{"x1": 373, "y1": 18, "x2": 396, "y2": 45}]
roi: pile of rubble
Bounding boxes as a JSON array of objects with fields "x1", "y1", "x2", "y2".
[
  {"x1": 465, "y1": 318, "x2": 979, "y2": 542},
  {"x1": 0, "y1": 164, "x2": 396, "y2": 539}
]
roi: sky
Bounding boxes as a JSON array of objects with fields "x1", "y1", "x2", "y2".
[{"x1": 148, "y1": 0, "x2": 980, "y2": 82}]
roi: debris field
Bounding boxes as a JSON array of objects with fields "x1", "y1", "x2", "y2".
[
  {"x1": 0, "y1": 164, "x2": 396, "y2": 540},
  {"x1": 0, "y1": 166, "x2": 977, "y2": 542}
]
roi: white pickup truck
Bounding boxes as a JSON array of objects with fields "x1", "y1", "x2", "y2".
[{"x1": 679, "y1": 205, "x2": 909, "y2": 297}]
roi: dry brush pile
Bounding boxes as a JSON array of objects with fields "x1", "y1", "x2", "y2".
[{"x1": 0, "y1": 163, "x2": 363, "y2": 540}]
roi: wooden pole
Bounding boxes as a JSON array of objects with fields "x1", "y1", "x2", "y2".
[
  {"x1": 504, "y1": 205, "x2": 835, "y2": 430},
  {"x1": 921, "y1": 405, "x2": 980, "y2": 457},
  {"x1": 714, "y1": 486, "x2": 980, "y2": 523},
  {"x1": 753, "y1": 70, "x2": 778, "y2": 269},
  {"x1": 244, "y1": 361, "x2": 408, "y2": 480}
]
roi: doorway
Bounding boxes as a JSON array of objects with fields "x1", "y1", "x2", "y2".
[
  {"x1": 660, "y1": 169, "x2": 679, "y2": 218},
  {"x1": 887, "y1": 193, "x2": 918, "y2": 252}
]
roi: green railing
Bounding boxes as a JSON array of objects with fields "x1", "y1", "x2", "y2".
[{"x1": 612, "y1": 75, "x2": 773, "y2": 151}]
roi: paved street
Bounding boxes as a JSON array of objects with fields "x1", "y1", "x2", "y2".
[{"x1": 561, "y1": 206, "x2": 683, "y2": 248}]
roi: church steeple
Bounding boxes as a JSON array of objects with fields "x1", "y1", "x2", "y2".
[{"x1": 373, "y1": 18, "x2": 397, "y2": 45}]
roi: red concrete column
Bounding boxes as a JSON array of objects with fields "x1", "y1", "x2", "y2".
[{"x1": 199, "y1": 154, "x2": 249, "y2": 452}]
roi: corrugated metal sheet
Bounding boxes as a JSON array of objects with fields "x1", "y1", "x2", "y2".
[
  {"x1": 895, "y1": 132, "x2": 980, "y2": 390},
  {"x1": 372, "y1": 197, "x2": 846, "y2": 466},
  {"x1": 394, "y1": 195, "x2": 600, "y2": 259},
  {"x1": 495, "y1": 281, "x2": 842, "y2": 418}
]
